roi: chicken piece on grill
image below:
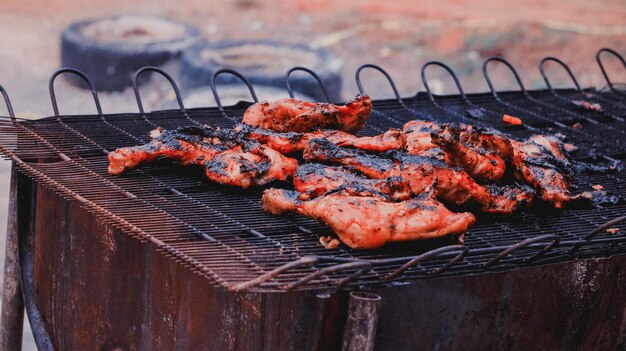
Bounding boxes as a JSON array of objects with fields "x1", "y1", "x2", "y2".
[
  {"x1": 294, "y1": 163, "x2": 411, "y2": 201},
  {"x1": 108, "y1": 126, "x2": 298, "y2": 188},
  {"x1": 242, "y1": 95, "x2": 372, "y2": 134},
  {"x1": 294, "y1": 163, "x2": 532, "y2": 214},
  {"x1": 234, "y1": 123, "x2": 405, "y2": 154},
  {"x1": 431, "y1": 123, "x2": 508, "y2": 182},
  {"x1": 511, "y1": 135, "x2": 572, "y2": 208},
  {"x1": 108, "y1": 126, "x2": 224, "y2": 175},
  {"x1": 203, "y1": 144, "x2": 298, "y2": 188},
  {"x1": 262, "y1": 188, "x2": 475, "y2": 249},
  {"x1": 402, "y1": 120, "x2": 444, "y2": 159},
  {"x1": 304, "y1": 138, "x2": 534, "y2": 214},
  {"x1": 454, "y1": 123, "x2": 514, "y2": 160}
]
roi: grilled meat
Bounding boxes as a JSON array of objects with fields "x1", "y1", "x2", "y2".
[
  {"x1": 402, "y1": 120, "x2": 444, "y2": 159},
  {"x1": 108, "y1": 126, "x2": 297, "y2": 188},
  {"x1": 294, "y1": 163, "x2": 533, "y2": 214},
  {"x1": 108, "y1": 126, "x2": 224, "y2": 175},
  {"x1": 262, "y1": 188, "x2": 475, "y2": 249},
  {"x1": 328, "y1": 128, "x2": 406, "y2": 152},
  {"x1": 303, "y1": 138, "x2": 534, "y2": 214},
  {"x1": 294, "y1": 163, "x2": 411, "y2": 200},
  {"x1": 242, "y1": 95, "x2": 372, "y2": 133},
  {"x1": 511, "y1": 135, "x2": 572, "y2": 208},
  {"x1": 452, "y1": 123, "x2": 514, "y2": 159},
  {"x1": 431, "y1": 124, "x2": 572, "y2": 207},
  {"x1": 234, "y1": 123, "x2": 405, "y2": 154},
  {"x1": 431, "y1": 123, "x2": 507, "y2": 182}
]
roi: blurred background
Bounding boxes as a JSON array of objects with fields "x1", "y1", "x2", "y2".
[{"x1": 0, "y1": 0, "x2": 624, "y2": 349}]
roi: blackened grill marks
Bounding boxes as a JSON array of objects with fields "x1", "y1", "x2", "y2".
[
  {"x1": 294, "y1": 163, "x2": 411, "y2": 201},
  {"x1": 234, "y1": 123, "x2": 406, "y2": 154},
  {"x1": 303, "y1": 138, "x2": 534, "y2": 214},
  {"x1": 304, "y1": 138, "x2": 395, "y2": 178},
  {"x1": 422, "y1": 122, "x2": 575, "y2": 208},
  {"x1": 431, "y1": 124, "x2": 507, "y2": 183},
  {"x1": 241, "y1": 95, "x2": 372, "y2": 133},
  {"x1": 108, "y1": 125, "x2": 297, "y2": 188}
]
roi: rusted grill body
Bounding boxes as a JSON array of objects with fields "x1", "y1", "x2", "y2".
[
  {"x1": 1, "y1": 51, "x2": 625, "y2": 350},
  {"x1": 2, "y1": 89, "x2": 625, "y2": 291}
]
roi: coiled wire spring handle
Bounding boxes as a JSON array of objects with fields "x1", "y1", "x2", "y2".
[
  {"x1": 421, "y1": 61, "x2": 471, "y2": 106},
  {"x1": 596, "y1": 48, "x2": 626, "y2": 92},
  {"x1": 210, "y1": 68, "x2": 258, "y2": 113},
  {"x1": 539, "y1": 57, "x2": 581, "y2": 94},
  {"x1": 49, "y1": 68, "x2": 102, "y2": 118},
  {"x1": 285, "y1": 66, "x2": 331, "y2": 102},
  {"x1": 0, "y1": 84, "x2": 15, "y2": 120},
  {"x1": 355, "y1": 64, "x2": 404, "y2": 105},
  {"x1": 133, "y1": 66, "x2": 186, "y2": 114},
  {"x1": 483, "y1": 57, "x2": 529, "y2": 101}
]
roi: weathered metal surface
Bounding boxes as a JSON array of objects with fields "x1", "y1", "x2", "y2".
[
  {"x1": 341, "y1": 291, "x2": 381, "y2": 351},
  {"x1": 0, "y1": 89, "x2": 625, "y2": 291},
  {"x1": 29, "y1": 182, "x2": 350, "y2": 350},
  {"x1": 0, "y1": 165, "x2": 23, "y2": 351},
  {"x1": 24, "y1": 179, "x2": 626, "y2": 350},
  {"x1": 371, "y1": 256, "x2": 626, "y2": 350},
  {"x1": 17, "y1": 170, "x2": 54, "y2": 350}
]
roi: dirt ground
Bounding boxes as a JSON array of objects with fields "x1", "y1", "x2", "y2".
[{"x1": 0, "y1": 0, "x2": 624, "y2": 349}]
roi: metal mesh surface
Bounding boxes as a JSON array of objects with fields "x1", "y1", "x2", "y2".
[{"x1": 0, "y1": 88, "x2": 625, "y2": 292}]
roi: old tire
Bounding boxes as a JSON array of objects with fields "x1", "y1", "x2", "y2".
[
  {"x1": 61, "y1": 15, "x2": 203, "y2": 91},
  {"x1": 180, "y1": 40, "x2": 343, "y2": 102}
]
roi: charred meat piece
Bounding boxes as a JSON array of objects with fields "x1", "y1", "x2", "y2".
[
  {"x1": 527, "y1": 134, "x2": 569, "y2": 161},
  {"x1": 200, "y1": 144, "x2": 297, "y2": 188},
  {"x1": 242, "y1": 95, "x2": 372, "y2": 133},
  {"x1": 203, "y1": 146, "x2": 271, "y2": 188},
  {"x1": 108, "y1": 126, "x2": 225, "y2": 175},
  {"x1": 262, "y1": 188, "x2": 475, "y2": 249},
  {"x1": 295, "y1": 163, "x2": 533, "y2": 214},
  {"x1": 304, "y1": 139, "x2": 533, "y2": 214},
  {"x1": 108, "y1": 126, "x2": 297, "y2": 188},
  {"x1": 294, "y1": 163, "x2": 411, "y2": 201},
  {"x1": 402, "y1": 120, "x2": 444, "y2": 159},
  {"x1": 304, "y1": 138, "x2": 396, "y2": 178},
  {"x1": 431, "y1": 123, "x2": 507, "y2": 182},
  {"x1": 511, "y1": 135, "x2": 572, "y2": 208},
  {"x1": 234, "y1": 123, "x2": 405, "y2": 154},
  {"x1": 329, "y1": 128, "x2": 406, "y2": 152},
  {"x1": 387, "y1": 152, "x2": 535, "y2": 214},
  {"x1": 454, "y1": 123, "x2": 514, "y2": 159},
  {"x1": 432, "y1": 124, "x2": 573, "y2": 208}
]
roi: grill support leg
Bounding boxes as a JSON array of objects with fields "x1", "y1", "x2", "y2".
[
  {"x1": 0, "y1": 166, "x2": 24, "y2": 350},
  {"x1": 341, "y1": 291, "x2": 381, "y2": 351}
]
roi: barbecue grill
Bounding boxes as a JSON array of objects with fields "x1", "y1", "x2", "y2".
[{"x1": 0, "y1": 48, "x2": 625, "y2": 350}]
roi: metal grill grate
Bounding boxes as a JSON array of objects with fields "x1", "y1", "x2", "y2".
[{"x1": 0, "y1": 56, "x2": 625, "y2": 292}]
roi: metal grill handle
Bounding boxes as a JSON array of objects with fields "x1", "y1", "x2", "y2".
[
  {"x1": 284, "y1": 261, "x2": 372, "y2": 291},
  {"x1": 285, "y1": 66, "x2": 331, "y2": 102},
  {"x1": 230, "y1": 255, "x2": 318, "y2": 291},
  {"x1": 596, "y1": 48, "x2": 626, "y2": 91},
  {"x1": 0, "y1": 84, "x2": 15, "y2": 120},
  {"x1": 49, "y1": 68, "x2": 103, "y2": 117},
  {"x1": 568, "y1": 215, "x2": 626, "y2": 254},
  {"x1": 483, "y1": 57, "x2": 529, "y2": 100},
  {"x1": 210, "y1": 68, "x2": 258, "y2": 111},
  {"x1": 539, "y1": 57, "x2": 581, "y2": 93},
  {"x1": 421, "y1": 61, "x2": 470, "y2": 105},
  {"x1": 133, "y1": 66, "x2": 186, "y2": 114},
  {"x1": 483, "y1": 234, "x2": 561, "y2": 268},
  {"x1": 355, "y1": 64, "x2": 404, "y2": 104},
  {"x1": 384, "y1": 245, "x2": 469, "y2": 280}
]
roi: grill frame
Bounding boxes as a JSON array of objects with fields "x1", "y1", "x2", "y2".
[
  {"x1": 0, "y1": 48, "x2": 625, "y2": 350},
  {"x1": 0, "y1": 60, "x2": 625, "y2": 295}
]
